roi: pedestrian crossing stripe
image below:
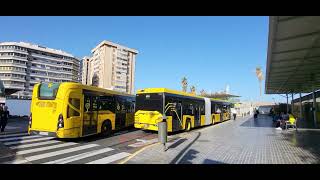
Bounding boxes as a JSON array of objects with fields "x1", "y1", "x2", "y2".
[
  {"x1": 86, "y1": 152, "x2": 131, "y2": 164},
  {"x1": 10, "y1": 140, "x2": 61, "y2": 150},
  {"x1": 43, "y1": 148, "x2": 114, "y2": 164},
  {"x1": 2, "y1": 159, "x2": 29, "y2": 164},
  {"x1": 23, "y1": 144, "x2": 99, "y2": 162},
  {"x1": 4, "y1": 137, "x2": 55, "y2": 146},
  {"x1": 16, "y1": 142, "x2": 78, "y2": 155},
  {"x1": 0, "y1": 135, "x2": 41, "y2": 142},
  {"x1": 1, "y1": 133, "x2": 133, "y2": 164},
  {"x1": 0, "y1": 133, "x2": 29, "y2": 138}
]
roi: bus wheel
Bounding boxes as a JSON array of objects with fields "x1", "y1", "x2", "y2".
[
  {"x1": 101, "y1": 121, "x2": 112, "y2": 137},
  {"x1": 185, "y1": 120, "x2": 191, "y2": 132}
]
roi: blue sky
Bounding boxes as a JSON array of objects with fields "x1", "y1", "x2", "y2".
[{"x1": 0, "y1": 16, "x2": 287, "y2": 102}]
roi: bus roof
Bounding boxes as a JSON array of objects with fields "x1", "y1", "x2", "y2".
[
  {"x1": 39, "y1": 82, "x2": 135, "y2": 97},
  {"x1": 137, "y1": 88, "x2": 231, "y2": 104}
]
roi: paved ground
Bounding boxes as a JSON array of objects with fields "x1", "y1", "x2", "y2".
[
  {"x1": 2, "y1": 114, "x2": 320, "y2": 164},
  {"x1": 126, "y1": 115, "x2": 320, "y2": 164}
]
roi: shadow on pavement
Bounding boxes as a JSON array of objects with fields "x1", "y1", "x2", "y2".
[
  {"x1": 240, "y1": 115, "x2": 275, "y2": 128},
  {"x1": 281, "y1": 129, "x2": 320, "y2": 163},
  {"x1": 178, "y1": 149, "x2": 199, "y2": 164},
  {"x1": 203, "y1": 159, "x2": 226, "y2": 164},
  {"x1": 168, "y1": 138, "x2": 187, "y2": 149},
  {"x1": 170, "y1": 132, "x2": 201, "y2": 164}
]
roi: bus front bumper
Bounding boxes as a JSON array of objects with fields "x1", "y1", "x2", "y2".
[
  {"x1": 29, "y1": 128, "x2": 80, "y2": 138},
  {"x1": 134, "y1": 123, "x2": 159, "y2": 131},
  {"x1": 29, "y1": 130, "x2": 57, "y2": 137}
]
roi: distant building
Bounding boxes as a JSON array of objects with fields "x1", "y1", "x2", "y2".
[
  {"x1": 0, "y1": 42, "x2": 80, "y2": 98},
  {"x1": 82, "y1": 40, "x2": 138, "y2": 94},
  {"x1": 81, "y1": 56, "x2": 90, "y2": 85}
]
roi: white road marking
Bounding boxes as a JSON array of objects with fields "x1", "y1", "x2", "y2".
[
  {"x1": 0, "y1": 135, "x2": 41, "y2": 142},
  {"x1": 10, "y1": 140, "x2": 61, "y2": 150},
  {"x1": 43, "y1": 147, "x2": 114, "y2": 164},
  {"x1": 136, "y1": 139, "x2": 148, "y2": 143},
  {"x1": 86, "y1": 152, "x2": 131, "y2": 164},
  {"x1": 16, "y1": 142, "x2": 78, "y2": 155},
  {"x1": 4, "y1": 137, "x2": 55, "y2": 145},
  {"x1": 3, "y1": 126, "x2": 20, "y2": 130},
  {"x1": 24, "y1": 144, "x2": 99, "y2": 162},
  {"x1": 128, "y1": 138, "x2": 158, "y2": 147},
  {"x1": 0, "y1": 133, "x2": 29, "y2": 138},
  {"x1": 2, "y1": 159, "x2": 29, "y2": 164}
]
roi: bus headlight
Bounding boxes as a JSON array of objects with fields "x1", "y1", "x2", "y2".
[{"x1": 57, "y1": 114, "x2": 64, "y2": 129}]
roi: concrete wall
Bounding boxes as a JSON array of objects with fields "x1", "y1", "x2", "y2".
[{"x1": 5, "y1": 99, "x2": 31, "y2": 116}]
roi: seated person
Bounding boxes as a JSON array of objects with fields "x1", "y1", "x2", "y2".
[
  {"x1": 286, "y1": 111, "x2": 296, "y2": 128},
  {"x1": 273, "y1": 113, "x2": 280, "y2": 122},
  {"x1": 275, "y1": 112, "x2": 285, "y2": 130}
]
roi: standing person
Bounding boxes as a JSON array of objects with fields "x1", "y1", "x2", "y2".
[
  {"x1": 231, "y1": 108, "x2": 237, "y2": 120},
  {"x1": 1, "y1": 105, "x2": 9, "y2": 132}
]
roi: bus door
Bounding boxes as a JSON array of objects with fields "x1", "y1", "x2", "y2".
[
  {"x1": 83, "y1": 95, "x2": 98, "y2": 136},
  {"x1": 115, "y1": 97, "x2": 126, "y2": 130},
  {"x1": 194, "y1": 104, "x2": 200, "y2": 127},
  {"x1": 66, "y1": 91, "x2": 82, "y2": 132}
]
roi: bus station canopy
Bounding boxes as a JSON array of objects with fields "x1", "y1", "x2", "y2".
[{"x1": 265, "y1": 16, "x2": 320, "y2": 94}]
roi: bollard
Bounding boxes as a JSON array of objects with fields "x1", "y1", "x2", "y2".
[{"x1": 158, "y1": 116, "x2": 167, "y2": 151}]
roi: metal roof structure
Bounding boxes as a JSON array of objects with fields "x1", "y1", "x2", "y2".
[{"x1": 265, "y1": 16, "x2": 320, "y2": 94}]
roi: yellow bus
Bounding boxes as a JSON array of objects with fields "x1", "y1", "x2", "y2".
[
  {"x1": 134, "y1": 88, "x2": 231, "y2": 132},
  {"x1": 29, "y1": 82, "x2": 135, "y2": 138}
]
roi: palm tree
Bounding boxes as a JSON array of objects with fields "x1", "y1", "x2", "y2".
[
  {"x1": 181, "y1": 77, "x2": 188, "y2": 92},
  {"x1": 255, "y1": 66, "x2": 264, "y2": 99},
  {"x1": 190, "y1": 85, "x2": 196, "y2": 95}
]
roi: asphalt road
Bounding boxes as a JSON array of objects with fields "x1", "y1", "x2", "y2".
[{"x1": 0, "y1": 122, "x2": 159, "y2": 164}]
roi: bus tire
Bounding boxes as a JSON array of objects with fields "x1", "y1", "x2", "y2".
[
  {"x1": 101, "y1": 120, "x2": 112, "y2": 137},
  {"x1": 185, "y1": 119, "x2": 191, "y2": 132}
]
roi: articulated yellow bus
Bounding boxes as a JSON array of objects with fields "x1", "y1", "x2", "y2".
[
  {"x1": 29, "y1": 82, "x2": 135, "y2": 138},
  {"x1": 134, "y1": 88, "x2": 231, "y2": 132}
]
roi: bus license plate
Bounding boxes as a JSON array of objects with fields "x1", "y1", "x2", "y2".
[
  {"x1": 39, "y1": 132, "x2": 48, "y2": 136},
  {"x1": 144, "y1": 124, "x2": 149, "y2": 128}
]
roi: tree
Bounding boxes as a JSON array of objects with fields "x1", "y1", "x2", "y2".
[
  {"x1": 255, "y1": 66, "x2": 264, "y2": 99},
  {"x1": 190, "y1": 85, "x2": 196, "y2": 95},
  {"x1": 92, "y1": 73, "x2": 99, "y2": 87},
  {"x1": 200, "y1": 89, "x2": 206, "y2": 96},
  {"x1": 181, "y1": 77, "x2": 188, "y2": 92}
]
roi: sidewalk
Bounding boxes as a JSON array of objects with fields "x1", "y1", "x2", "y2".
[{"x1": 125, "y1": 115, "x2": 320, "y2": 164}]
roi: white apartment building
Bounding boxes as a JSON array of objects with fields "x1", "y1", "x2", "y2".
[
  {"x1": 0, "y1": 42, "x2": 80, "y2": 98},
  {"x1": 82, "y1": 40, "x2": 138, "y2": 94}
]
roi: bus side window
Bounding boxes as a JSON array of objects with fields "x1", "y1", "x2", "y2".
[
  {"x1": 200, "y1": 104, "x2": 205, "y2": 115},
  {"x1": 67, "y1": 98, "x2": 80, "y2": 118}
]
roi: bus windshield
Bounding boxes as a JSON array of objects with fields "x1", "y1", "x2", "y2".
[
  {"x1": 38, "y1": 83, "x2": 61, "y2": 100},
  {"x1": 136, "y1": 93, "x2": 163, "y2": 113}
]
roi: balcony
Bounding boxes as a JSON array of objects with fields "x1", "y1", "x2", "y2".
[
  {"x1": 0, "y1": 56, "x2": 28, "y2": 62},
  {"x1": 31, "y1": 53, "x2": 78, "y2": 65},
  {"x1": 0, "y1": 70, "x2": 27, "y2": 75},
  {"x1": 0, "y1": 77, "x2": 26, "y2": 82},
  {"x1": 0, "y1": 63, "x2": 27, "y2": 69},
  {"x1": 3, "y1": 84, "x2": 25, "y2": 90}
]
